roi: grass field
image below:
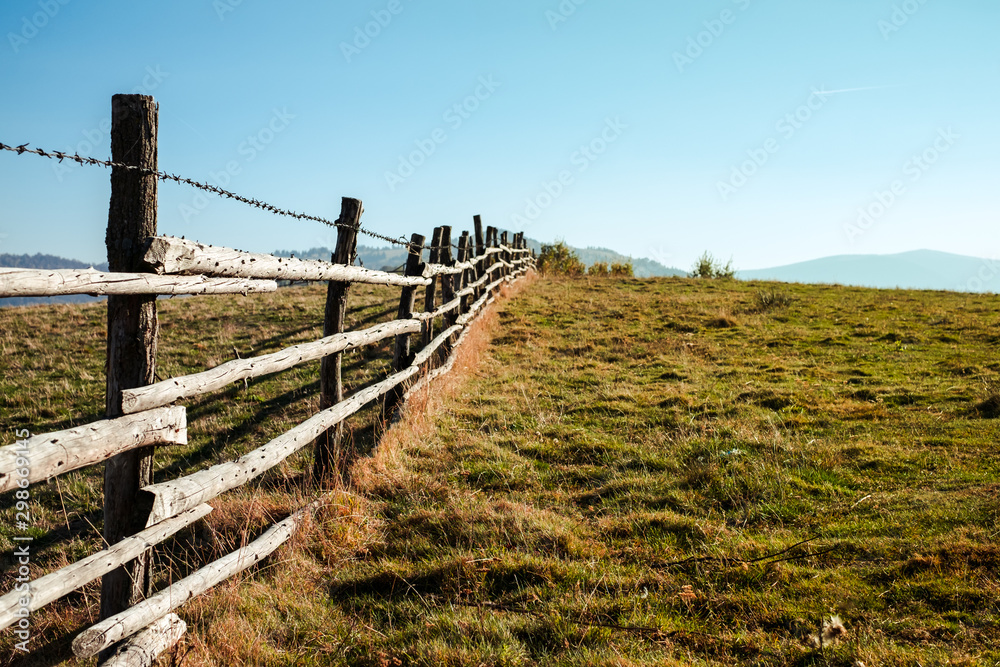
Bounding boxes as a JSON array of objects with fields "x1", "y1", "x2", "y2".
[{"x1": 2, "y1": 276, "x2": 999, "y2": 665}]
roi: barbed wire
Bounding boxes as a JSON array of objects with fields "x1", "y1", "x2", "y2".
[{"x1": 0, "y1": 141, "x2": 474, "y2": 253}]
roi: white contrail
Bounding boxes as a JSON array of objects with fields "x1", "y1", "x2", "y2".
[{"x1": 815, "y1": 84, "x2": 907, "y2": 95}]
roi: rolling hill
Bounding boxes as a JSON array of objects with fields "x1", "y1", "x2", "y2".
[
  {"x1": 276, "y1": 240, "x2": 685, "y2": 278},
  {"x1": 737, "y1": 249, "x2": 999, "y2": 293}
]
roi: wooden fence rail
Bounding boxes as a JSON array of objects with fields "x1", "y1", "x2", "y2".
[{"x1": 0, "y1": 93, "x2": 535, "y2": 665}]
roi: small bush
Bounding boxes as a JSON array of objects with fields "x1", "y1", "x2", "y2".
[
  {"x1": 538, "y1": 241, "x2": 585, "y2": 276},
  {"x1": 588, "y1": 261, "x2": 609, "y2": 276},
  {"x1": 609, "y1": 262, "x2": 634, "y2": 277},
  {"x1": 751, "y1": 288, "x2": 794, "y2": 312},
  {"x1": 690, "y1": 251, "x2": 735, "y2": 279}
]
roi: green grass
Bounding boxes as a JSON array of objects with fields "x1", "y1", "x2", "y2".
[{"x1": 3, "y1": 276, "x2": 1000, "y2": 665}]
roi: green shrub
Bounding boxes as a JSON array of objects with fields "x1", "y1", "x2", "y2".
[
  {"x1": 609, "y1": 262, "x2": 634, "y2": 277},
  {"x1": 538, "y1": 241, "x2": 585, "y2": 276},
  {"x1": 690, "y1": 251, "x2": 735, "y2": 279},
  {"x1": 588, "y1": 261, "x2": 609, "y2": 276}
]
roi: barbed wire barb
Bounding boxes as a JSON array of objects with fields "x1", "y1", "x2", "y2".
[{"x1": 0, "y1": 140, "x2": 472, "y2": 253}]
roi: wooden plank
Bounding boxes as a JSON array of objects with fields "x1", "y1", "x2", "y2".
[
  {"x1": 0, "y1": 505, "x2": 211, "y2": 632},
  {"x1": 73, "y1": 503, "x2": 316, "y2": 659},
  {"x1": 315, "y1": 198, "x2": 362, "y2": 483},
  {"x1": 120, "y1": 319, "x2": 420, "y2": 415},
  {"x1": 0, "y1": 407, "x2": 186, "y2": 493},
  {"x1": 140, "y1": 366, "x2": 419, "y2": 525},
  {"x1": 98, "y1": 614, "x2": 186, "y2": 667},
  {"x1": 0, "y1": 268, "x2": 276, "y2": 297},
  {"x1": 143, "y1": 236, "x2": 430, "y2": 287}
]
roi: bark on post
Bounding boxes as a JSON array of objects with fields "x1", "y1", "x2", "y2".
[
  {"x1": 474, "y1": 216, "x2": 485, "y2": 257},
  {"x1": 439, "y1": 227, "x2": 455, "y2": 328},
  {"x1": 102, "y1": 94, "x2": 160, "y2": 624},
  {"x1": 438, "y1": 227, "x2": 456, "y2": 363},
  {"x1": 500, "y1": 231, "x2": 510, "y2": 279},
  {"x1": 473, "y1": 216, "x2": 486, "y2": 300},
  {"x1": 314, "y1": 197, "x2": 362, "y2": 484},
  {"x1": 421, "y1": 227, "x2": 443, "y2": 347},
  {"x1": 384, "y1": 234, "x2": 425, "y2": 423},
  {"x1": 457, "y1": 233, "x2": 471, "y2": 316},
  {"x1": 486, "y1": 227, "x2": 497, "y2": 295}
]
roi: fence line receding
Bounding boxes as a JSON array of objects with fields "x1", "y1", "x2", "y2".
[{"x1": 0, "y1": 93, "x2": 535, "y2": 665}]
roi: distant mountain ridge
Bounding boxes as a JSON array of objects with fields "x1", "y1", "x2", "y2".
[
  {"x1": 0, "y1": 253, "x2": 108, "y2": 307},
  {"x1": 737, "y1": 250, "x2": 999, "y2": 293},
  {"x1": 6, "y1": 248, "x2": 994, "y2": 309},
  {"x1": 0, "y1": 253, "x2": 107, "y2": 271},
  {"x1": 276, "y1": 239, "x2": 685, "y2": 278}
]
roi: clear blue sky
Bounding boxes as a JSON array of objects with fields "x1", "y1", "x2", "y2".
[{"x1": 1, "y1": 0, "x2": 997, "y2": 270}]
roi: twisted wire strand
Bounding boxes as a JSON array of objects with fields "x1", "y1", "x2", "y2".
[{"x1": 0, "y1": 141, "x2": 473, "y2": 252}]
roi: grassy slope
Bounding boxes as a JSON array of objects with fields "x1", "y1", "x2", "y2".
[
  {"x1": 337, "y1": 277, "x2": 1000, "y2": 666},
  {"x1": 2, "y1": 276, "x2": 999, "y2": 665}
]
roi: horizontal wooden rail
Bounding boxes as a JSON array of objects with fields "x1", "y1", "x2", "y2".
[
  {"x1": 0, "y1": 407, "x2": 186, "y2": 493},
  {"x1": 120, "y1": 320, "x2": 421, "y2": 414},
  {"x1": 411, "y1": 325, "x2": 463, "y2": 368},
  {"x1": 73, "y1": 502, "x2": 315, "y2": 658},
  {"x1": 100, "y1": 614, "x2": 186, "y2": 667},
  {"x1": 421, "y1": 260, "x2": 476, "y2": 279},
  {"x1": 413, "y1": 296, "x2": 461, "y2": 322},
  {"x1": 140, "y1": 366, "x2": 419, "y2": 524},
  {"x1": 405, "y1": 317, "x2": 478, "y2": 399},
  {"x1": 143, "y1": 237, "x2": 430, "y2": 287},
  {"x1": 502, "y1": 245, "x2": 532, "y2": 255},
  {"x1": 457, "y1": 266, "x2": 496, "y2": 297},
  {"x1": 0, "y1": 504, "x2": 211, "y2": 632},
  {"x1": 456, "y1": 278, "x2": 506, "y2": 327},
  {"x1": 0, "y1": 268, "x2": 276, "y2": 298}
]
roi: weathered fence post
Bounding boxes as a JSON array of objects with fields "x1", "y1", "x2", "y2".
[
  {"x1": 457, "y1": 233, "x2": 471, "y2": 316},
  {"x1": 486, "y1": 227, "x2": 497, "y2": 295},
  {"x1": 439, "y1": 227, "x2": 455, "y2": 328},
  {"x1": 314, "y1": 197, "x2": 362, "y2": 484},
  {"x1": 422, "y1": 227, "x2": 443, "y2": 347},
  {"x1": 437, "y1": 227, "x2": 456, "y2": 363},
  {"x1": 500, "y1": 231, "x2": 510, "y2": 280},
  {"x1": 384, "y1": 234, "x2": 425, "y2": 423},
  {"x1": 102, "y1": 94, "x2": 159, "y2": 624},
  {"x1": 473, "y1": 216, "x2": 485, "y2": 300}
]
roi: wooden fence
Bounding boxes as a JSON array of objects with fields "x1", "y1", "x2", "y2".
[{"x1": 0, "y1": 94, "x2": 534, "y2": 664}]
